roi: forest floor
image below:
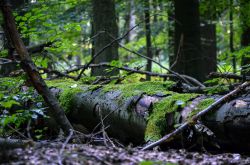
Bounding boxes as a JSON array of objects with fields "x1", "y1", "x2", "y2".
[{"x1": 1, "y1": 142, "x2": 250, "y2": 165}]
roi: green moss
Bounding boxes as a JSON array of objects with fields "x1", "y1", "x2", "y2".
[
  {"x1": 188, "y1": 98, "x2": 215, "y2": 119},
  {"x1": 58, "y1": 87, "x2": 82, "y2": 113},
  {"x1": 46, "y1": 79, "x2": 84, "y2": 113},
  {"x1": 80, "y1": 76, "x2": 96, "y2": 84},
  {"x1": 102, "y1": 81, "x2": 175, "y2": 99},
  {"x1": 145, "y1": 93, "x2": 199, "y2": 141},
  {"x1": 46, "y1": 78, "x2": 80, "y2": 89}
]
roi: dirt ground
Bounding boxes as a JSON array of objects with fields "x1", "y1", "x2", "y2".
[{"x1": 1, "y1": 142, "x2": 250, "y2": 165}]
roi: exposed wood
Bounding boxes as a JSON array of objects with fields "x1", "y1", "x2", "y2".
[{"x1": 0, "y1": 0, "x2": 73, "y2": 135}]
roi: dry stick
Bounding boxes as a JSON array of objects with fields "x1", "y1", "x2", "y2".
[
  {"x1": 37, "y1": 67, "x2": 77, "y2": 80},
  {"x1": 209, "y1": 72, "x2": 250, "y2": 81},
  {"x1": 142, "y1": 81, "x2": 250, "y2": 151},
  {"x1": 64, "y1": 62, "x2": 204, "y2": 87},
  {"x1": 170, "y1": 34, "x2": 183, "y2": 70},
  {"x1": 75, "y1": 21, "x2": 142, "y2": 81},
  {"x1": 106, "y1": 33, "x2": 205, "y2": 88},
  {"x1": 0, "y1": 0, "x2": 73, "y2": 135}
]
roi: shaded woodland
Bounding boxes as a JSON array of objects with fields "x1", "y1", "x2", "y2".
[{"x1": 0, "y1": 0, "x2": 250, "y2": 164}]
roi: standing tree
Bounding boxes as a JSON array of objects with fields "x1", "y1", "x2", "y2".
[
  {"x1": 240, "y1": 0, "x2": 250, "y2": 75},
  {"x1": 144, "y1": 0, "x2": 153, "y2": 80},
  {"x1": 91, "y1": 0, "x2": 119, "y2": 76},
  {"x1": 171, "y1": 0, "x2": 205, "y2": 81}
]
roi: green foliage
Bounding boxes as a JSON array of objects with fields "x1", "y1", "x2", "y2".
[
  {"x1": 0, "y1": 77, "x2": 46, "y2": 135},
  {"x1": 59, "y1": 86, "x2": 82, "y2": 113}
]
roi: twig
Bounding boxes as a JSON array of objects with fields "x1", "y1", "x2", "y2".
[
  {"x1": 105, "y1": 32, "x2": 204, "y2": 87},
  {"x1": 90, "y1": 63, "x2": 204, "y2": 87},
  {"x1": 58, "y1": 129, "x2": 74, "y2": 165},
  {"x1": 75, "y1": 20, "x2": 143, "y2": 81},
  {"x1": 170, "y1": 34, "x2": 183, "y2": 70},
  {"x1": 209, "y1": 72, "x2": 249, "y2": 81},
  {"x1": 7, "y1": 124, "x2": 29, "y2": 140},
  {"x1": 38, "y1": 67, "x2": 77, "y2": 80},
  {"x1": 142, "y1": 81, "x2": 250, "y2": 150}
]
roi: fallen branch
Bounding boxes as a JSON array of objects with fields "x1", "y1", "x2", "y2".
[
  {"x1": 106, "y1": 32, "x2": 205, "y2": 88},
  {"x1": 0, "y1": 138, "x2": 34, "y2": 149},
  {"x1": 209, "y1": 72, "x2": 249, "y2": 81},
  {"x1": 38, "y1": 67, "x2": 77, "y2": 80},
  {"x1": 142, "y1": 81, "x2": 250, "y2": 150},
  {"x1": 75, "y1": 20, "x2": 142, "y2": 80}
]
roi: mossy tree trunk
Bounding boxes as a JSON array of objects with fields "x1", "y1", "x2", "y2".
[{"x1": 52, "y1": 81, "x2": 250, "y2": 150}]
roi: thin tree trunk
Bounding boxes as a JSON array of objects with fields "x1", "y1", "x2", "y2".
[
  {"x1": 0, "y1": 0, "x2": 73, "y2": 135},
  {"x1": 230, "y1": 0, "x2": 236, "y2": 73},
  {"x1": 144, "y1": 0, "x2": 153, "y2": 81}
]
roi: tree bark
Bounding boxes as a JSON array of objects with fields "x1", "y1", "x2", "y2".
[
  {"x1": 240, "y1": 0, "x2": 250, "y2": 76},
  {"x1": 51, "y1": 81, "x2": 250, "y2": 150},
  {"x1": 0, "y1": 0, "x2": 73, "y2": 135},
  {"x1": 144, "y1": 0, "x2": 153, "y2": 81},
  {"x1": 173, "y1": 0, "x2": 204, "y2": 82},
  {"x1": 91, "y1": 0, "x2": 119, "y2": 76}
]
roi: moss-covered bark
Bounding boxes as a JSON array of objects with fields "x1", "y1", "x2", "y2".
[{"x1": 3, "y1": 77, "x2": 250, "y2": 150}]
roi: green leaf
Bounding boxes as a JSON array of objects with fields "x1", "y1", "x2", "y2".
[{"x1": 1, "y1": 100, "x2": 20, "y2": 108}]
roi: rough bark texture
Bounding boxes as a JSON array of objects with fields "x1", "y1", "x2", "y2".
[
  {"x1": 69, "y1": 87, "x2": 146, "y2": 144},
  {"x1": 91, "y1": 0, "x2": 119, "y2": 76},
  {"x1": 1, "y1": 0, "x2": 73, "y2": 135},
  {"x1": 144, "y1": 0, "x2": 153, "y2": 81},
  {"x1": 52, "y1": 81, "x2": 250, "y2": 150},
  {"x1": 200, "y1": 23, "x2": 217, "y2": 77},
  {"x1": 173, "y1": 0, "x2": 204, "y2": 81}
]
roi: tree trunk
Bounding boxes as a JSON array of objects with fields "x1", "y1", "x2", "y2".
[
  {"x1": 173, "y1": 0, "x2": 204, "y2": 82},
  {"x1": 91, "y1": 0, "x2": 119, "y2": 76},
  {"x1": 229, "y1": 0, "x2": 236, "y2": 73},
  {"x1": 240, "y1": 0, "x2": 250, "y2": 76},
  {"x1": 200, "y1": 23, "x2": 217, "y2": 77},
  {"x1": 144, "y1": 0, "x2": 153, "y2": 81},
  {"x1": 51, "y1": 81, "x2": 250, "y2": 150}
]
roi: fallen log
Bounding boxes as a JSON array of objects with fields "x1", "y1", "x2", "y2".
[{"x1": 48, "y1": 80, "x2": 250, "y2": 151}]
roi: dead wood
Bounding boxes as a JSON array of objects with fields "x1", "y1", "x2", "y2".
[
  {"x1": 209, "y1": 72, "x2": 250, "y2": 81},
  {"x1": 142, "y1": 81, "x2": 250, "y2": 150}
]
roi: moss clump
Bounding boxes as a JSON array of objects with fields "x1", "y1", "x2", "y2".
[
  {"x1": 145, "y1": 93, "x2": 199, "y2": 141},
  {"x1": 46, "y1": 78, "x2": 81, "y2": 89},
  {"x1": 46, "y1": 79, "x2": 84, "y2": 113},
  {"x1": 58, "y1": 87, "x2": 82, "y2": 114},
  {"x1": 102, "y1": 81, "x2": 175, "y2": 99}
]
